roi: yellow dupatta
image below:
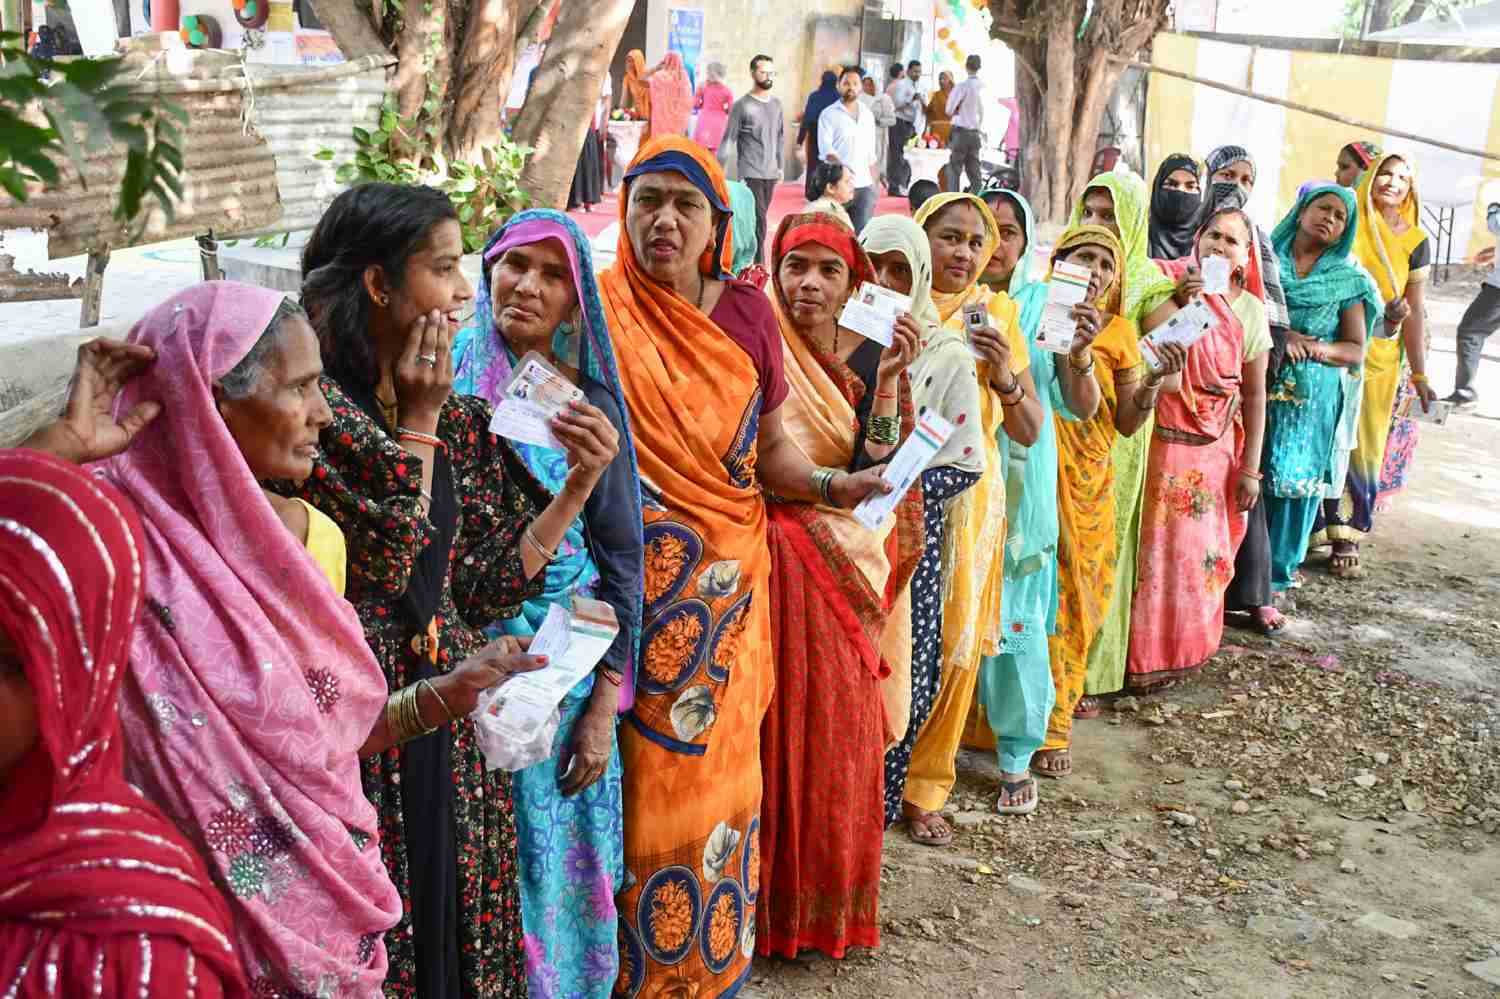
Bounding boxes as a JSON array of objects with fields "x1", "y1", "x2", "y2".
[
  {"x1": 1353, "y1": 151, "x2": 1425, "y2": 306},
  {"x1": 913, "y1": 192, "x2": 1030, "y2": 674}
]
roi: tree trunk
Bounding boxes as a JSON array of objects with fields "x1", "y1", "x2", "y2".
[
  {"x1": 510, "y1": 0, "x2": 633, "y2": 210},
  {"x1": 1367, "y1": 0, "x2": 1400, "y2": 32},
  {"x1": 511, "y1": 0, "x2": 554, "y2": 64},
  {"x1": 447, "y1": 0, "x2": 520, "y2": 161},
  {"x1": 1399, "y1": 0, "x2": 1430, "y2": 25},
  {"x1": 307, "y1": 0, "x2": 388, "y2": 59}
]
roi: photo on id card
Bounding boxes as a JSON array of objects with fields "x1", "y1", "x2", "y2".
[{"x1": 503, "y1": 351, "x2": 584, "y2": 411}]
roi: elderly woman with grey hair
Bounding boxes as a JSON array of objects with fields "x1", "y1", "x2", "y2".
[{"x1": 692, "y1": 59, "x2": 734, "y2": 152}]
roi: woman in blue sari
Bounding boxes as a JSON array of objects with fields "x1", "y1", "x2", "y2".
[
  {"x1": 453, "y1": 209, "x2": 644, "y2": 999},
  {"x1": 1263, "y1": 185, "x2": 1380, "y2": 596},
  {"x1": 967, "y1": 187, "x2": 1101, "y2": 813}
]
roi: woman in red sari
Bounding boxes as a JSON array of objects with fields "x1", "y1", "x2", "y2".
[
  {"x1": 2, "y1": 359, "x2": 247, "y2": 996},
  {"x1": 1127, "y1": 208, "x2": 1271, "y2": 690},
  {"x1": 757, "y1": 212, "x2": 924, "y2": 959}
]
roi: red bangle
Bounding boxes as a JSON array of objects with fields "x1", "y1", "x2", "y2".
[
  {"x1": 1239, "y1": 467, "x2": 1263, "y2": 480},
  {"x1": 397, "y1": 428, "x2": 446, "y2": 455},
  {"x1": 875, "y1": 391, "x2": 898, "y2": 400}
]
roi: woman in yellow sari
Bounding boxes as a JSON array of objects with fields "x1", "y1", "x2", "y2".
[
  {"x1": 1035, "y1": 225, "x2": 1185, "y2": 778},
  {"x1": 1317, "y1": 151, "x2": 1436, "y2": 578},
  {"x1": 600, "y1": 136, "x2": 888, "y2": 997},
  {"x1": 757, "y1": 212, "x2": 924, "y2": 959},
  {"x1": 899, "y1": 192, "x2": 1043, "y2": 845}
]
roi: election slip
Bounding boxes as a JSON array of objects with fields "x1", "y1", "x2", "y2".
[
  {"x1": 839, "y1": 282, "x2": 912, "y2": 348},
  {"x1": 1201, "y1": 255, "x2": 1232, "y2": 296},
  {"x1": 852, "y1": 410, "x2": 955, "y2": 530},
  {"x1": 1036, "y1": 259, "x2": 1092, "y2": 355},
  {"x1": 479, "y1": 599, "x2": 619, "y2": 743},
  {"x1": 487, "y1": 351, "x2": 585, "y2": 449},
  {"x1": 1140, "y1": 302, "x2": 1214, "y2": 371}
]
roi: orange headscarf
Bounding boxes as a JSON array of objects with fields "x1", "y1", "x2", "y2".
[
  {"x1": 622, "y1": 49, "x2": 651, "y2": 122},
  {"x1": 599, "y1": 135, "x2": 772, "y2": 746},
  {"x1": 648, "y1": 52, "x2": 693, "y2": 138}
]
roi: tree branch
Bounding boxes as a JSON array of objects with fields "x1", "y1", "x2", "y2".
[{"x1": 306, "y1": 0, "x2": 390, "y2": 59}]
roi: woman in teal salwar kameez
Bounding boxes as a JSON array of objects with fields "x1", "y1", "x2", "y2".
[
  {"x1": 453, "y1": 209, "x2": 644, "y2": 999},
  {"x1": 1263, "y1": 185, "x2": 1381, "y2": 594}
]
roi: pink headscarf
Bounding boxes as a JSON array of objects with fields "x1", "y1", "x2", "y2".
[
  {"x1": 104, "y1": 282, "x2": 401, "y2": 996},
  {"x1": 649, "y1": 52, "x2": 694, "y2": 138}
]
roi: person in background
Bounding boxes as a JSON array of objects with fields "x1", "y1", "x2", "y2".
[
  {"x1": 598, "y1": 136, "x2": 890, "y2": 997},
  {"x1": 692, "y1": 62, "x2": 734, "y2": 153},
  {"x1": 647, "y1": 52, "x2": 694, "y2": 139},
  {"x1": 727, "y1": 179, "x2": 770, "y2": 288},
  {"x1": 798, "y1": 70, "x2": 841, "y2": 201},
  {"x1": 1316, "y1": 151, "x2": 1435, "y2": 579},
  {"x1": 1262, "y1": 184, "x2": 1380, "y2": 597},
  {"x1": 966, "y1": 187, "x2": 1103, "y2": 816},
  {"x1": 1446, "y1": 202, "x2": 1500, "y2": 410},
  {"x1": 3, "y1": 352, "x2": 248, "y2": 998},
  {"x1": 925, "y1": 72, "x2": 955, "y2": 147},
  {"x1": 568, "y1": 73, "x2": 610, "y2": 213},
  {"x1": 1064, "y1": 170, "x2": 1182, "y2": 723},
  {"x1": 886, "y1": 61, "x2": 923, "y2": 196},
  {"x1": 1126, "y1": 208, "x2": 1271, "y2": 693},
  {"x1": 1336, "y1": 141, "x2": 1382, "y2": 189},
  {"x1": 899, "y1": 193, "x2": 1044, "y2": 845},
  {"x1": 757, "y1": 212, "x2": 923, "y2": 961},
  {"x1": 718, "y1": 55, "x2": 784, "y2": 267},
  {"x1": 290, "y1": 183, "x2": 594, "y2": 998},
  {"x1": 945, "y1": 55, "x2": 986, "y2": 194},
  {"x1": 621, "y1": 49, "x2": 652, "y2": 124},
  {"x1": 1091, "y1": 146, "x2": 1123, "y2": 177},
  {"x1": 1147, "y1": 153, "x2": 1202, "y2": 260},
  {"x1": 452, "y1": 209, "x2": 641, "y2": 999},
  {"x1": 819, "y1": 65, "x2": 880, "y2": 234},
  {"x1": 806, "y1": 160, "x2": 856, "y2": 228},
  {"x1": 864, "y1": 72, "x2": 897, "y2": 195},
  {"x1": 1193, "y1": 147, "x2": 1292, "y2": 636},
  {"x1": 1038, "y1": 226, "x2": 1186, "y2": 780},
  {"x1": 908, "y1": 178, "x2": 939, "y2": 215}
]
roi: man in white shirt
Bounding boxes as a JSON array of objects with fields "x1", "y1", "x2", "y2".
[
  {"x1": 945, "y1": 54, "x2": 986, "y2": 194},
  {"x1": 885, "y1": 62, "x2": 922, "y2": 196},
  {"x1": 1448, "y1": 202, "x2": 1500, "y2": 409},
  {"x1": 818, "y1": 65, "x2": 880, "y2": 233}
]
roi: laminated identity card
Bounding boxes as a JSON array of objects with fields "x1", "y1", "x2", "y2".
[
  {"x1": 1201, "y1": 255, "x2": 1232, "y2": 296},
  {"x1": 1036, "y1": 259, "x2": 1092, "y2": 355},
  {"x1": 1401, "y1": 396, "x2": 1452, "y2": 426},
  {"x1": 477, "y1": 599, "x2": 619, "y2": 745},
  {"x1": 487, "y1": 351, "x2": 585, "y2": 450},
  {"x1": 852, "y1": 410, "x2": 955, "y2": 530},
  {"x1": 1140, "y1": 302, "x2": 1215, "y2": 371},
  {"x1": 839, "y1": 282, "x2": 912, "y2": 348}
]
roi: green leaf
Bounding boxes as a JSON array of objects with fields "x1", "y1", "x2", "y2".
[
  {"x1": 335, "y1": 163, "x2": 358, "y2": 184},
  {"x1": 313, "y1": 148, "x2": 335, "y2": 161},
  {"x1": 0, "y1": 165, "x2": 31, "y2": 201},
  {"x1": 353, "y1": 126, "x2": 371, "y2": 144},
  {"x1": 381, "y1": 112, "x2": 398, "y2": 133}
]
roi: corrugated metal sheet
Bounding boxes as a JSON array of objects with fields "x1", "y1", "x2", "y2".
[{"x1": 0, "y1": 47, "x2": 390, "y2": 259}]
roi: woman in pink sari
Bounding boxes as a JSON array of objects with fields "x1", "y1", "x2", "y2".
[
  {"x1": 692, "y1": 61, "x2": 733, "y2": 152},
  {"x1": 648, "y1": 52, "x2": 694, "y2": 138},
  {"x1": 104, "y1": 282, "x2": 541, "y2": 997},
  {"x1": 1126, "y1": 208, "x2": 1271, "y2": 691}
]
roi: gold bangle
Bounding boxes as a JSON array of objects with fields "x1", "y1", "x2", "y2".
[
  {"x1": 419, "y1": 677, "x2": 457, "y2": 724},
  {"x1": 387, "y1": 683, "x2": 438, "y2": 744}
]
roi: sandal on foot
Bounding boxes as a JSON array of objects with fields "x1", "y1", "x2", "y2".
[
  {"x1": 904, "y1": 809, "x2": 955, "y2": 847},
  {"x1": 1329, "y1": 541, "x2": 1363, "y2": 579},
  {"x1": 1031, "y1": 749, "x2": 1072, "y2": 780},
  {"x1": 1253, "y1": 605, "x2": 1286, "y2": 636},
  {"x1": 995, "y1": 777, "x2": 1039, "y2": 816},
  {"x1": 1074, "y1": 696, "x2": 1103, "y2": 720}
]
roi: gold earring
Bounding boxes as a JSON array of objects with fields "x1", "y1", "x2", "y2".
[{"x1": 376, "y1": 295, "x2": 389, "y2": 307}]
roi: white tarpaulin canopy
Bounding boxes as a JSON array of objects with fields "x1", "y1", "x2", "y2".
[{"x1": 1367, "y1": 1, "x2": 1500, "y2": 46}]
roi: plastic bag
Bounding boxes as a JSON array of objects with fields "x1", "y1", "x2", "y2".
[{"x1": 471, "y1": 683, "x2": 559, "y2": 773}]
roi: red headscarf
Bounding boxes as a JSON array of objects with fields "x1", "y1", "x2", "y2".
[{"x1": 0, "y1": 449, "x2": 247, "y2": 997}]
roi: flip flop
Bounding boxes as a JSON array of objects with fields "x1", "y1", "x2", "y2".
[
  {"x1": 1031, "y1": 749, "x2": 1072, "y2": 780},
  {"x1": 1252, "y1": 605, "x2": 1286, "y2": 636},
  {"x1": 904, "y1": 810, "x2": 955, "y2": 847},
  {"x1": 994, "y1": 777, "x2": 1039, "y2": 816}
]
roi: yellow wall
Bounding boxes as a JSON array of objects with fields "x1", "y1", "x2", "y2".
[
  {"x1": 1477, "y1": 87, "x2": 1500, "y2": 259},
  {"x1": 1144, "y1": 33, "x2": 1198, "y2": 178},
  {"x1": 1276, "y1": 49, "x2": 1393, "y2": 216}
]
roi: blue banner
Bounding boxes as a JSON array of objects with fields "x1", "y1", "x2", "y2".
[{"x1": 667, "y1": 8, "x2": 704, "y2": 90}]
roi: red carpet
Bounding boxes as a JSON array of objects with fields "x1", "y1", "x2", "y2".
[{"x1": 566, "y1": 182, "x2": 912, "y2": 241}]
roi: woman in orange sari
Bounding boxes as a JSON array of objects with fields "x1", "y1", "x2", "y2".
[
  {"x1": 622, "y1": 49, "x2": 651, "y2": 123},
  {"x1": 600, "y1": 137, "x2": 887, "y2": 997},
  {"x1": 1037, "y1": 225, "x2": 1184, "y2": 778},
  {"x1": 757, "y1": 213, "x2": 924, "y2": 959},
  {"x1": 648, "y1": 52, "x2": 694, "y2": 139}
]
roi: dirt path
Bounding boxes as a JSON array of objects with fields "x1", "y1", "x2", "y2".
[{"x1": 748, "y1": 280, "x2": 1500, "y2": 998}]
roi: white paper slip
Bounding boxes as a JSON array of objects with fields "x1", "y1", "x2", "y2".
[
  {"x1": 1140, "y1": 302, "x2": 1215, "y2": 370},
  {"x1": 1036, "y1": 259, "x2": 1092, "y2": 355},
  {"x1": 838, "y1": 282, "x2": 912, "y2": 348},
  {"x1": 1404, "y1": 397, "x2": 1451, "y2": 426},
  {"x1": 480, "y1": 598, "x2": 619, "y2": 742},
  {"x1": 1200, "y1": 255, "x2": 1232, "y2": 296},
  {"x1": 852, "y1": 411, "x2": 955, "y2": 530},
  {"x1": 488, "y1": 351, "x2": 585, "y2": 449}
]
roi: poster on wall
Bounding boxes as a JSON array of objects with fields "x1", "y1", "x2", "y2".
[{"x1": 667, "y1": 8, "x2": 703, "y2": 90}]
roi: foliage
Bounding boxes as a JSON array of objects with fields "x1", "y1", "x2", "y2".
[
  {"x1": 1338, "y1": 0, "x2": 1482, "y2": 37},
  {"x1": 316, "y1": 92, "x2": 532, "y2": 254},
  {"x1": 0, "y1": 31, "x2": 185, "y2": 228}
]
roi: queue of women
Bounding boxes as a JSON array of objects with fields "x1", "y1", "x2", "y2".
[{"x1": 0, "y1": 131, "x2": 1432, "y2": 998}]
